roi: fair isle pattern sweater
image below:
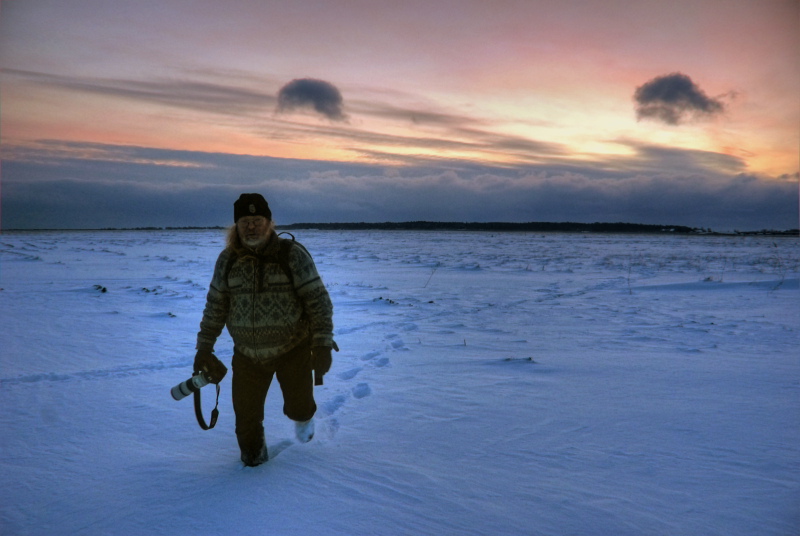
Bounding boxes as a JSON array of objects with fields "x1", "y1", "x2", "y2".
[{"x1": 197, "y1": 235, "x2": 334, "y2": 362}]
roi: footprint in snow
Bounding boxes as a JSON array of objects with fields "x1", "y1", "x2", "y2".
[
  {"x1": 267, "y1": 439, "x2": 294, "y2": 459},
  {"x1": 324, "y1": 418, "x2": 340, "y2": 439},
  {"x1": 361, "y1": 351, "x2": 381, "y2": 361},
  {"x1": 352, "y1": 383, "x2": 371, "y2": 399},
  {"x1": 323, "y1": 394, "x2": 348, "y2": 416},
  {"x1": 391, "y1": 339, "x2": 407, "y2": 350},
  {"x1": 385, "y1": 333, "x2": 409, "y2": 351},
  {"x1": 337, "y1": 367, "x2": 362, "y2": 381}
]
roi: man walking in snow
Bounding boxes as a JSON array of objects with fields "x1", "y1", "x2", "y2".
[{"x1": 194, "y1": 193, "x2": 336, "y2": 466}]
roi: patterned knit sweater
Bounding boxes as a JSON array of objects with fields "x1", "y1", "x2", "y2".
[{"x1": 197, "y1": 234, "x2": 334, "y2": 362}]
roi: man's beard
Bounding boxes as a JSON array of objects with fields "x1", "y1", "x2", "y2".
[{"x1": 241, "y1": 234, "x2": 268, "y2": 249}]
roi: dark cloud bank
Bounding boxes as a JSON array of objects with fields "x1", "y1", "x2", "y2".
[{"x1": 2, "y1": 142, "x2": 797, "y2": 232}]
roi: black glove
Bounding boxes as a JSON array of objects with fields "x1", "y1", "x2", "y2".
[
  {"x1": 194, "y1": 349, "x2": 228, "y2": 384},
  {"x1": 312, "y1": 346, "x2": 332, "y2": 374},
  {"x1": 312, "y1": 343, "x2": 338, "y2": 385}
]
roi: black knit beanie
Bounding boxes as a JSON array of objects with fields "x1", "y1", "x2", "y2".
[{"x1": 234, "y1": 193, "x2": 272, "y2": 222}]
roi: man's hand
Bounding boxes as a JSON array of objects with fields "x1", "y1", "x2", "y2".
[
  {"x1": 312, "y1": 346, "x2": 332, "y2": 374},
  {"x1": 194, "y1": 350, "x2": 228, "y2": 384},
  {"x1": 312, "y1": 343, "x2": 338, "y2": 385}
]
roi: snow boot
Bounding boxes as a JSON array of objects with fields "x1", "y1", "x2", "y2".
[
  {"x1": 295, "y1": 418, "x2": 315, "y2": 443},
  {"x1": 241, "y1": 442, "x2": 268, "y2": 467}
]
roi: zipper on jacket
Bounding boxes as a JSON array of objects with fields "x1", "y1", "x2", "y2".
[{"x1": 251, "y1": 257, "x2": 258, "y2": 354}]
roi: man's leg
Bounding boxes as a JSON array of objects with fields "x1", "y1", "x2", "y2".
[
  {"x1": 231, "y1": 352, "x2": 273, "y2": 466},
  {"x1": 275, "y1": 339, "x2": 317, "y2": 424}
]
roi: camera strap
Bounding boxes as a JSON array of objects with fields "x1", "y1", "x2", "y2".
[{"x1": 194, "y1": 383, "x2": 220, "y2": 430}]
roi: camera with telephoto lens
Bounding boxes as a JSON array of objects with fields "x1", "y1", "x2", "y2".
[{"x1": 171, "y1": 372, "x2": 210, "y2": 401}]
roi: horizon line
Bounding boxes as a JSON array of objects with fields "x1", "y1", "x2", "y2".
[{"x1": 2, "y1": 220, "x2": 798, "y2": 236}]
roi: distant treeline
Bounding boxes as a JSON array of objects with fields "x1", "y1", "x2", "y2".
[
  {"x1": 8, "y1": 223, "x2": 798, "y2": 236},
  {"x1": 281, "y1": 221, "x2": 701, "y2": 233},
  {"x1": 282, "y1": 222, "x2": 799, "y2": 236},
  {"x1": 100, "y1": 226, "x2": 227, "y2": 231},
  {"x1": 731, "y1": 228, "x2": 799, "y2": 237}
]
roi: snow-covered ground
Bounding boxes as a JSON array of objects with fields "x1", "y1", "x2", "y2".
[{"x1": 1, "y1": 229, "x2": 798, "y2": 536}]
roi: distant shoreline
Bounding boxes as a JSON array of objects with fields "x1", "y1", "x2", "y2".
[
  {"x1": 3, "y1": 221, "x2": 798, "y2": 236},
  {"x1": 280, "y1": 221, "x2": 799, "y2": 236}
]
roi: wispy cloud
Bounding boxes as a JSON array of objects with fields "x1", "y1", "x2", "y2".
[
  {"x1": 5, "y1": 69, "x2": 566, "y2": 166},
  {"x1": 3, "y1": 69, "x2": 276, "y2": 117},
  {"x1": 349, "y1": 98, "x2": 485, "y2": 127},
  {"x1": 602, "y1": 140, "x2": 747, "y2": 175}
]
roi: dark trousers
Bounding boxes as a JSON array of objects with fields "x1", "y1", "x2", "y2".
[{"x1": 232, "y1": 339, "x2": 316, "y2": 459}]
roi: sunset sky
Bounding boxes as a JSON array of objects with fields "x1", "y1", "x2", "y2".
[{"x1": 1, "y1": 0, "x2": 798, "y2": 230}]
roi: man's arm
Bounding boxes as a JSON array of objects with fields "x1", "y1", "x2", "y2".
[
  {"x1": 289, "y1": 246, "x2": 334, "y2": 348},
  {"x1": 196, "y1": 249, "x2": 233, "y2": 352}
]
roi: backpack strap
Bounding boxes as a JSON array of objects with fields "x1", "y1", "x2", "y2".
[
  {"x1": 276, "y1": 235, "x2": 296, "y2": 288},
  {"x1": 278, "y1": 232, "x2": 311, "y2": 258},
  {"x1": 276, "y1": 232, "x2": 312, "y2": 290},
  {"x1": 222, "y1": 249, "x2": 240, "y2": 286}
]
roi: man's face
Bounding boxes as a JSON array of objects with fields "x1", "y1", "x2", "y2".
[{"x1": 237, "y1": 216, "x2": 269, "y2": 248}]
